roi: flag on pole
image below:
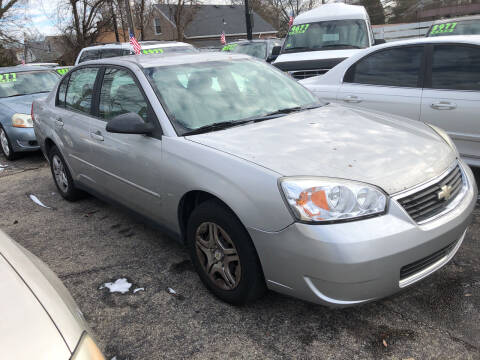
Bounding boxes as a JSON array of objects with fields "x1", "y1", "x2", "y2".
[
  {"x1": 129, "y1": 30, "x2": 142, "y2": 55},
  {"x1": 220, "y1": 31, "x2": 226, "y2": 45},
  {"x1": 288, "y1": 16, "x2": 294, "y2": 29}
]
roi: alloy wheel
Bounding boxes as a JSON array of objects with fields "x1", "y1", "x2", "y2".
[
  {"x1": 0, "y1": 129, "x2": 10, "y2": 157},
  {"x1": 195, "y1": 222, "x2": 241, "y2": 290},
  {"x1": 52, "y1": 154, "x2": 69, "y2": 193}
]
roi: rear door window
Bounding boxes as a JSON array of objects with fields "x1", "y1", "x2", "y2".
[
  {"x1": 430, "y1": 45, "x2": 480, "y2": 91},
  {"x1": 65, "y1": 67, "x2": 99, "y2": 114},
  {"x1": 346, "y1": 46, "x2": 424, "y2": 88},
  {"x1": 78, "y1": 50, "x2": 101, "y2": 64}
]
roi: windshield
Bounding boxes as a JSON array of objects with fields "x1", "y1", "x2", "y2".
[
  {"x1": 0, "y1": 71, "x2": 59, "y2": 98},
  {"x1": 142, "y1": 46, "x2": 197, "y2": 55},
  {"x1": 283, "y1": 19, "x2": 369, "y2": 53},
  {"x1": 144, "y1": 59, "x2": 320, "y2": 135},
  {"x1": 222, "y1": 43, "x2": 267, "y2": 59},
  {"x1": 428, "y1": 19, "x2": 480, "y2": 36}
]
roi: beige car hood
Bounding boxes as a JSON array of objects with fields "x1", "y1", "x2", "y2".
[
  {"x1": 0, "y1": 254, "x2": 70, "y2": 359},
  {"x1": 188, "y1": 104, "x2": 456, "y2": 194}
]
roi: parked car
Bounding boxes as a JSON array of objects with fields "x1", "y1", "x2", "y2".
[
  {"x1": 33, "y1": 53, "x2": 476, "y2": 307},
  {"x1": 427, "y1": 15, "x2": 480, "y2": 37},
  {"x1": 221, "y1": 39, "x2": 284, "y2": 62},
  {"x1": 0, "y1": 230, "x2": 104, "y2": 359},
  {"x1": 273, "y1": 3, "x2": 384, "y2": 80},
  {"x1": 299, "y1": 35, "x2": 480, "y2": 168},
  {"x1": 0, "y1": 66, "x2": 60, "y2": 160},
  {"x1": 75, "y1": 41, "x2": 197, "y2": 65}
]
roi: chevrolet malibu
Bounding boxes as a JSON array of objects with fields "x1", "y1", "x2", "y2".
[
  {"x1": 0, "y1": 230, "x2": 104, "y2": 359},
  {"x1": 32, "y1": 53, "x2": 477, "y2": 307}
]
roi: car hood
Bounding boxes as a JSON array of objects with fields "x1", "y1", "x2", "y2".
[
  {"x1": 274, "y1": 48, "x2": 361, "y2": 64},
  {"x1": 0, "y1": 254, "x2": 70, "y2": 359},
  {"x1": 1, "y1": 93, "x2": 48, "y2": 114},
  {"x1": 187, "y1": 104, "x2": 456, "y2": 195}
]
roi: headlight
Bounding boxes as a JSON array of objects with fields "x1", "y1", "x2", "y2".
[
  {"x1": 427, "y1": 124, "x2": 458, "y2": 154},
  {"x1": 71, "y1": 333, "x2": 105, "y2": 360},
  {"x1": 11, "y1": 113, "x2": 33, "y2": 128},
  {"x1": 280, "y1": 177, "x2": 387, "y2": 223}
]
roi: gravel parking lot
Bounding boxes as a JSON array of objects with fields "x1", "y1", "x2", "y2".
[{"x1": 1, "y1": 152, "x2": 479, "y2": 360}]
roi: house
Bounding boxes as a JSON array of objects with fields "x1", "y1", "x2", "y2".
[
  {"x1": 146, "y1": 4, "x2": 278, "y2": 47},
  {"x1": 17, "y1": 36, "x2": 68, "y2": 64}
]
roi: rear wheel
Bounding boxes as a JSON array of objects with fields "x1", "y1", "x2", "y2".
[
  {"x1": 48, "y1": 146, "x2": 84, "y2": 201},
  {"x1": 0, "y1": 126, "x2": 16, "y2": 160},
  {"x1": 187, "y1": 199, "x2": 266, "y2": 305}
]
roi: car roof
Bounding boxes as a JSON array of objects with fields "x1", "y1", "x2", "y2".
[
  {"x1": 82, "y1": 52, "x2": 251, "y2": 68},
  {"x1": 2, "y1": 65, "x2": 54, "y2": 73},
  {"x1": 80, "y1": 41, "x2": 193, "y2": 51},
  {"x1": 432, "y1": 15, "x2": 480, "y2": 25},
  {"x1": 294, "y1": 3, "x2": 368, "y2": 24},
  {"x1": 372, "y1": 34, "x2": 480, "y2": 48}
]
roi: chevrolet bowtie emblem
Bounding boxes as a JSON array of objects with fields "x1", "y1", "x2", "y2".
[{"x1": 438, "y1": 185, "x2": 453, "y2": 201}]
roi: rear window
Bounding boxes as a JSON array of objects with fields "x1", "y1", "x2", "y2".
[
  {"x1": 100, "y1": 48, "x2": 131, "y2": 59},
  {"x1": 141, "y1": 46, "x2": 196, "y2": 55}
]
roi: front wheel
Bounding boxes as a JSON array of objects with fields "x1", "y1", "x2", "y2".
[
  {"x1": 187, "y1": 199, "x2": 266, "y2": 305},
  {"x1": 48, "y1": 146, "x2": 84, "y2": 201},
  {"x1": 0, "y1": 126, "x2": 16, "y2": 160}
]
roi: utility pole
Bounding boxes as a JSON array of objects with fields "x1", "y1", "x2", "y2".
[
  {"x1": 244, "y1": 0, "x2": 252, "y2": 40},
  {"x1": 124, "y1": 0, "x2": 136, "y2": 37}
]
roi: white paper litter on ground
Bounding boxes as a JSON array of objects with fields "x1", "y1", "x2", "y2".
[
  {"x1": 100, "y1": 278, "x2": 132, "y2": 294},
  {"x1": 133, "y1": 287, "x2": 145, "y2": 294},
  {"x1": 29, "y1": 194, "x2": 50, "y2": 208},
  {"x1": 167, "y1": 287, "x2": 177, "y2": 295}
]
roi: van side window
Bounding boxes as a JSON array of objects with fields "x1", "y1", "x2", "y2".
[
  {"x1": 78, "y1": 50, "x2": 101, "y2": 64},
  {"x1": 65, "y1": 68, "x2": 99, "y2": 114},
  {"x1": 431, "y1": 45, "x2": 480, "y2": 91},
  {"x1": 345, "y1": 46, "x2": 423, "y2": 88}
]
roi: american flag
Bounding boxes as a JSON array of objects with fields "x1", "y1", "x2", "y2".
[
  {"x1": 220, "y1": 31, "x2": 226, "y2": 45},
  {"x1": 130, "y1": 30, "x2": 142, "y2": 55},
  {"x1": 288, "y1": 16, "x2": 294, "y2": 28}
]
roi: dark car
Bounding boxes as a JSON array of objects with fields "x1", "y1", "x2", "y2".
[
  {"x1": 0, "y1": 66, "x2": 60, "y2": 160},
  {"x1": 221, "y1": 39, "x2": 284, "y2": 62}
]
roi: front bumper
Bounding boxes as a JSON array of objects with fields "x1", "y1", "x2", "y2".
[
  {"x1": 249, "y1": 162, "x2": 477, "y2": 307},
  {"x1": 5, "y1": 125, "x2": 39, "y2": 152}
]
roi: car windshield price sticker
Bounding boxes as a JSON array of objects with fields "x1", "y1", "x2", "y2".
[
  {"x1": 142, "y1": 48, "x2": 164, "y2": 54},
  {"x1": 56, "y1": 68, "x2": 70, "y2": 75},
  {"x1": 431, "y1": 22, "x2": 457, "y2": 35},
  {"x1": 0, "y1": 73, "x2": 17, "y2": 83},
  {"x1": 222, "y1": 44, "x2": 238, "y2": 51},
  {"x1": 288, "y1": 24, "x2": 310, "y2": 35}
]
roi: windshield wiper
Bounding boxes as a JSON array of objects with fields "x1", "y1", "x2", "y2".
[
  {"x1": 183, "y1": 121, "x2": 247, "y2": 136},
  {"x1": 283, "y1": 46, "x2": 314, "y2": 52},
  {"x1": 244, "y1": 104, "x2": 323, "y2": 123},
  {"x1": 320, "y1": 44, "x2": 361, "y2": 49}
]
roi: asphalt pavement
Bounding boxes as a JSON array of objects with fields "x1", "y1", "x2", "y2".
[{"x1": 1, "y1": 152, "x2": 479, "y2": 360}]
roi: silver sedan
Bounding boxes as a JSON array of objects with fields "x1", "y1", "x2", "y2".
[
  {"x1": 0, "y1": 230, "x2": 104, "y2": 359},
  {"x1": 33, "y1": 53, "x2": 477, "y2": 307}
]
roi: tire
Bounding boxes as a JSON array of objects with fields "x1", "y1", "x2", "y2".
[
  {"x1": 0, "y1": 126, "x2": 16, "y2": 161},
  {"x1": 48, "y1": 146, "x2": 84, "y2": 201},
  {"x1": 187, "y1": 199, "x2": 266, "y2": 305}
]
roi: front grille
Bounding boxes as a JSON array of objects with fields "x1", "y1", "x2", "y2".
[
  {"x1": 397, "y1": 164, "x2": 464, "y2": 223},
  {"x1": 288, "y1": 69, "x2": 329, "y2": 80},
  {"x1": 400, "y1": 241, "x2": 456, "y2": 280}
]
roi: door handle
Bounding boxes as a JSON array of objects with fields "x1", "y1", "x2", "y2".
[
  {"x1": 431, "y1": 101, "x2": 457, "y2": 110},
  {"x1": 343, "y1": 95, "x2": 362, "y2": 103},
  {"x1": 90, "y1": 130, "x2": 104, "y2": 141},
  {"x1": 54, "y1": 118, "x2": 64, "y2": 128}
]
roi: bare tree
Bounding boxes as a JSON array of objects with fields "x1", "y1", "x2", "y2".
[
  {"x1": 164, "y1": 0, "x2": 201, "y2": 41},
  {"x1": 0, "y1": 0, "x2": 24, "y2": 43}
]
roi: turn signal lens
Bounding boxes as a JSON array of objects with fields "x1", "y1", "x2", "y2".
[
  {"x1": 280, "y1": 178, "x2": 387, "y2": 223},
  {"x1": 11, "y1": 113, "x2": 33, "y2": 128}
]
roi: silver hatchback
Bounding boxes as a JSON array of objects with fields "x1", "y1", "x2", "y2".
[{"x1": 33, "y1": 53, "x2": 477, "y2": 307}]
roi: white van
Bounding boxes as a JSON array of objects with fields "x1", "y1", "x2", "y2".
[
  {"x1": 75, "y1": 41, "x2": 197, "y2": 65},
  {"x1": 273, "y1": 3, "x2": 383, "y2": 80}
]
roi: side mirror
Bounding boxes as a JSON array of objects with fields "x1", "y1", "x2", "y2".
[
  {"x1": 106, "y1": 112, "x2": 154, "y2": 134},
  {"x1": 374, "y1": 38, "x2": 386, "y2": 45},
  {"x1": 271, "y1": 46, "x2": 282, "y2": 57}
]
